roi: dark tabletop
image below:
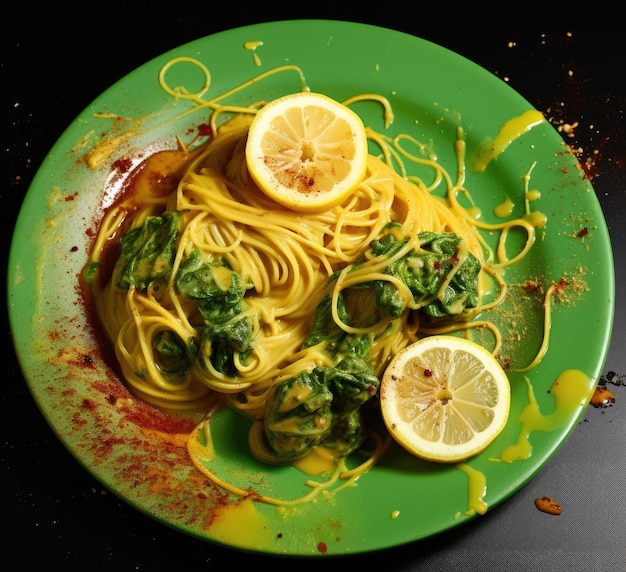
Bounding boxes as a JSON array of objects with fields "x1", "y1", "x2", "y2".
[{"x1": 4, "y1": 8, "x2": 625, "y2": 571}]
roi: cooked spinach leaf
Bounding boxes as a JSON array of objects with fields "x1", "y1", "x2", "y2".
[
  {"x1": 370, "y1": 230, "x2": 481, "y2": 318},
  {"x1": 176, "y1": 249, "x2": 255, "y2": 376},
  {"x1": 303, "y1": 292, "x2": 372, "y2": 358},
  {"x1": 264, "y1": 358, "x2": 379, "y2": 459},
  {"x1": 152, "y1": 330, "x2": 196, "y2": 382},
  {"x1": 115, "y1": 211, "x2": 181, "y2": 291},
  {"x1": 175, "y1": 249, "x2": 248, "y2": 324},
  {"x1": 266, "y1": 287, "x2": 379, "y2": 459},
  {"x1": 264, "y1": 370, "x2": 334, "y2": 458},
  {"x1": 264, "y1": 229, "x2": 481, "y2": 460}
]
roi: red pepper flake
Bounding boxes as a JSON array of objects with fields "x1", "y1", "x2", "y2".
[
  {"x1": 424, "y1": 369, "x2": 433, "y2": 377},
  {"x1": 81, "y1": 398, "x2": 96, "y2": 410},
  {"x1": 499, "y1": 355, "x2": 512, "y2": 370},
  {"x1": 198, "y1": 123, "x2": 213, "y2": 138},
  {"x1": 317, "y1": 541, "x2": 328, "y2": 554},
  {"x1": 123, "y1": 403, "x2": 198, "y2": 434},
  {"x1": 522, "y1": 279, "x2": 543, "y2": 294},
  {"x1": 577, "y1": 227, "x2": 589, "y2": 237},
  {"x1": 112, "y1": 157, "x2": 133, "y2": 174}
]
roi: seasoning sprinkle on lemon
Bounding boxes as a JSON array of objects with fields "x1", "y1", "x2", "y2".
[
  {"x1": 245, "y1": 92, "x2": 368, "y2": 212},
  {"x1": 380, "y1": 335, "x2": 511, "y2": 463}
]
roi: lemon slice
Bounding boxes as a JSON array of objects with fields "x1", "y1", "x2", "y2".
[
  {"x1": 245, "y1": 91, "x2": 368, "y2": 212},
  {"x1": 380, "y1": 335, "x2": 511, "y2": 463}
]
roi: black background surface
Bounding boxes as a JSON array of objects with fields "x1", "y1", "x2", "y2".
[{"x1": 4, "y1": 7, "x2": 626, "y2": 571}]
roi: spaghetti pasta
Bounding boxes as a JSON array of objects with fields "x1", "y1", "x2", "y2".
[{"x1": 84, "y1": 58, "x2": 549, "y2": 503}]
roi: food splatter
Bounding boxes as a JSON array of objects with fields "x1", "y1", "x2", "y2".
[
  {"x1": 591, "y1": 370, "x2": 625, "y2": 408},
  {"x1": 534, "y1": 496, "x2": 563, "y2": 515},
  {"x1": 590, "y1": 386, "x2": 615, "y2": 408}
]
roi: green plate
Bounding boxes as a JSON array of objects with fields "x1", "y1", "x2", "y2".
[{"x1": 7, "y1": 20, "x2": 614, "y2": 556}]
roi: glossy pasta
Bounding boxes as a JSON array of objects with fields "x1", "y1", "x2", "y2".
[
  {"x1": 85, "y1": 60, "x2": 547, "y2": 501},
  {"x1": 89, "y1": 121, "x2": 490, "y2": 407}
]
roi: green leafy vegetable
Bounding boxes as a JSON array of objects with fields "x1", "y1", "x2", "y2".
[
  {"x1": 175, "y1": 249, "x2": 255, "y2": 376},
  {"x1": 264, "y1": 370, "x2": 334, "y2": 458},
  {"x1": 82, "y1": 261, "x2": 98, "y2": 287},
  {"x1": 264, "y1": 229, "x2": 481, "y2": 460},
  {"x1": 303, "y1": 291, "x2": 372, "y2": 358},
  {"x1": 152, "y1": 330, "x2": 196, "y2": 382},
  {"x1": 320, "y1": 355, "x2": 381, "y2": 455},
  {"x1": 201, "y1": 319, "x2": 254, "y2": 377},
  {"x1": 264, "y1": 357, "x2": 379, "y2": 459},
  {"x1": 265, "y1": 287, "x2": 379, "y2": 458},
  {"x1": 370, "y1": 230, "x2": 481, "y2": 318},
  {"x1": 109, "y1": 215, "x2": 258, "y2": 379},
  {"x1": 115, "y1": 211, "x2": 181, "y2": 291},
  {"x1": 175, "y1": 249, "x2": 248, "y2": 323}
]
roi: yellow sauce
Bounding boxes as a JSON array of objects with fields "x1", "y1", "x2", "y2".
[
  {"x1": 523, "y1": 210, "x2": 548, "y2": 228},
  {"x1": 500, "y1": 369, "x2": 593, "y2": 463},
  {"x1": 293, "y1": 447, "x2": 339, "y2": 476},
  {"x1": 466, "y1": 205, "x2": 482, "y2": 220},
  {"x1": 457, "y1": 463, "x2": 488, "y2": 515},
  {"x1": 87, "y1": 130, "x2": 139, "y2": 169},
  {"x1": 473, "y1": 110, "x2": 546, "y2": 172},
  {"x1": 131, "y1": 149, "x2": 195, "y2": 205},
  {"x1": 244, "y1": 40, "x2": 264, "y2": 66},
  {"x1": 525, "y1": 189, "x2": 541, "y2": 202},
  {"x1": 206, "y1": 497, "x2": 275, "y2": 548},
  {"x1": 494, "y1": 197, "x2": 515, "y2": 218},
  {"x1": 455, "y1": 369, "x2": 593, "y2": 516}
]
